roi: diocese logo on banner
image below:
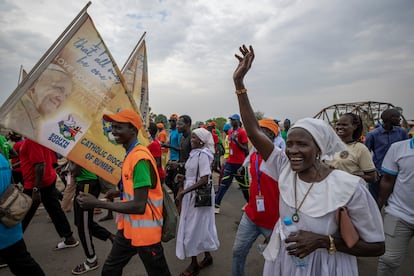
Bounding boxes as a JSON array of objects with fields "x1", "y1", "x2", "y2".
[
  {"x1": 0, "y1": 3, "x2": 142, "y2": 184},
  {"x1": 58, "y1": 115, "x2": 83, "y2": 141}
]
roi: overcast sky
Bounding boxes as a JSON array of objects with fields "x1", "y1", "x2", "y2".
[{"x1": 1, "y1": 0, "x2": 413, "y2": 124}]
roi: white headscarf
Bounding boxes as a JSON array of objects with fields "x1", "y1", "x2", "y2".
[
  {"x1": 193, "y1": 128, "x2": 215, "y2": 154},
  {"x1": 289, "y1": 118, "x2": 346, "y2": 159}
]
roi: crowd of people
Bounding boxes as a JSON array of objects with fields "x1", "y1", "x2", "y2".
[{"x1": 0, "y1": 45, "x2": 413, "y2": 276}]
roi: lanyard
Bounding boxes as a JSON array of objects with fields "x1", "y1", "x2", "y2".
[
  {"x1": 255, "y1": 152, "x2": 262, "y2": 196},
  {"x1": 229, "y1": 128, "x2": 239, "y2": 142},
  {"x1": 119, "y1": 140, "x2": 138, "y2": 200}
]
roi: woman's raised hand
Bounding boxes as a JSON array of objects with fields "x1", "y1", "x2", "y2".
[{"x1": 233, "y1": 45, "x2": 255, "y2": 90}]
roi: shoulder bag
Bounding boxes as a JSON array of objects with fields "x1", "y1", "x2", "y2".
[
  {"x1": 160, "y1": 184, "x2": 179, "y2": 242},
  {"x1": 0, "y1": 184, "x2": 32, "y2": 227},
  {"x1": 194, "y1": 152, "x2": 213, "y2": 207}
]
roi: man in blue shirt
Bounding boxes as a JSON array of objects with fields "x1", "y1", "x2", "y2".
[
  {"x1": 0, "y1": 152, "x2": 45, "y2": 275},
  {"x1": 365, "y1": 108, "x2": 409, "y2": 200},
  {"x1": 163, "y1": 114, "x2": 182, "y2": 197}
]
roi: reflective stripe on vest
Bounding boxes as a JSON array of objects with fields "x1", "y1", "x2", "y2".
[
  {"x1": 123, "y1": 214, "x2": 163, "y2": 228},
  {"x1": 119, "y1": 145, "x2": 164, "y2": 246}
]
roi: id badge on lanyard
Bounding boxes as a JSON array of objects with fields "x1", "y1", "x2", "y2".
[
  {"x1": 255, "y1": 155, "x2": 265, "y2": 212},
  {"x1": 256, "y1": 194, "x2": 265, "y2": 212}
]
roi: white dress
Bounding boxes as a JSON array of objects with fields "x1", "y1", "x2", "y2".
[
  {"x1": 176, "y1": 148, "x2": 220, "y2": 260},
  {"x1": 260, "y1": 147, "x2": 385, "y2": 276}
]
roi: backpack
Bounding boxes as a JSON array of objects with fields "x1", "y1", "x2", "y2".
[{"x1": 160, "y1": 184, "x2": 179, "y2": 242}]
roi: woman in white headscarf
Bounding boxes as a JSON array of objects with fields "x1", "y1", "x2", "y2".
[
  {"x1": 175, "y1": 128, "x2": 220, "y2": 276},
  {"x1": 232, "y1": 45, "x2": 385, "y2": 276}
]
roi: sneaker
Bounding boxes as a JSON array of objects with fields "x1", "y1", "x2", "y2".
[
  {"x1": 55, "y1": 239, "x2": 80, "y2": 250},
  {"x1": 214, "y1": 207, "x2": 220, "y2": 214},
  {"x1": 0, "y1": 260, "x2": 8, "y2": 268},
  {"x1": 72, "y1": 260, "x2": 99, "y2": 275}
]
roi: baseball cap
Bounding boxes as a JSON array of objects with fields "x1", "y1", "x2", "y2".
[
  {"x1": 229, "y1": 114, "x2": 241, "y2": 120},
  {"x1": 103, "y1": 109, "x2": 142, "y2": 130},
  {"x1": 169, "y1": 114, "x2": 179, "y2": 121},
  {"x1": 259, "y1": 118, "x2": 279, "y2": 136},
  {"x1": 208, "y1": 121, "x2": 216, "y2": 127},
  {"x1": 223, "y1": 123, "x2": 231, "y2": 131}
]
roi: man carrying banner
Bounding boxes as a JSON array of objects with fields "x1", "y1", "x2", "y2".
[
  {"x1": 3, "y1": 63, "x2": 72, "y2": 140},
  {"x1": 77, "y1": 110, "x2": 171, "y2": 276}
]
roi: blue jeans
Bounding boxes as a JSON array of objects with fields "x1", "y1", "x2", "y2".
[
  {"x1": 377, "y1": 212, "x2": 414, "y2": 276},
  {"x1": 215, "y1": 162, "x2": 249, "y2": 207},
  {"x1": 232, "y1": 213, "x2": 272, "y2": 276}
]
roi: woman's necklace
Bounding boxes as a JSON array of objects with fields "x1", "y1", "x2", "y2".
[{"x1": 292, "y1": 173, "x2": 315, "y2": 223}]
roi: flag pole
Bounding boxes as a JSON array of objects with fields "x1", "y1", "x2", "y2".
[
  {"x1": 17, "y1": 65, "x2": 23, "y2": 85},
  {"x1": 121, "y1": 31, "x2": 146, "y2": 72},
  {"x1": 22, "y1": 1, "x2": 92, "y2": 84},
  {"x1": 0, "y1": 2, "x2": 91, "y2": 116}
]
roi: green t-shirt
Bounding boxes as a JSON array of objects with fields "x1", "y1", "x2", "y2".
[
  {"x1": 281, "y1": 130, "x2": 288, "y2": 141},
  {"x1": 76, "y1": 168, "x2": 99, "y2": 182},
  {"x1": 132, "y1": 159, "x2": 156, "y2": 189},
  {"x1": 0, "y1": 135, "x2": 12, "y2": 160}
]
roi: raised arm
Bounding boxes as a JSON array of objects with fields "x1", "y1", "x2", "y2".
[{"x1": 233, "y1": 45, "x2": 274, "y2": 160}]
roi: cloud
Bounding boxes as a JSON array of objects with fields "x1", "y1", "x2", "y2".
[{"x1": 1, "y1": 0, "x2": 413, "y2": 124}]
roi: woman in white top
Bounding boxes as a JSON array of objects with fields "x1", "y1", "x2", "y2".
[
  {"x1": 175, "y1": 128, "x2": 220, "y2": 276},
  {"x1": 232, "y1": 45, "x2": 385, "y2": 276}
]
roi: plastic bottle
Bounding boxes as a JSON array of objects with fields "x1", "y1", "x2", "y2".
[{"x1": 283, "y1": 217, "x2": 308, "y2": 269}]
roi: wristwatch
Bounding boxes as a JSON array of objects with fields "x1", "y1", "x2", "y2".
[
  {"x1": 33, "y1": 187, "x2": 40, "y2": 193},
  {"x1": 328, "y1": 235, "x2": 337, "y2": 254}
]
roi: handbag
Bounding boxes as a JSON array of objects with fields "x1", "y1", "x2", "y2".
[
  {"x1": 336, "y1": 206, "x2": 359, "y2": 248},
  {"x1": 160, "y1": 184, "x2": 179, "y2": 242},
  {"x1": 194, "y1": 177, "x2": 212, "y2": 207},
  {"x1": 194, "y1": 152, "x2": 212, "y2": 207},
  {"x1": 0, "y1": 184, "x2": 32, "y2": 227}
]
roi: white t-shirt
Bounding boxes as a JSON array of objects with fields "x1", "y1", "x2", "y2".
[{"x1": 381, "y1": 138, "x2": 414, "y2": 224}]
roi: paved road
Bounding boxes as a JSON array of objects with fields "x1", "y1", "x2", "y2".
[{"x1": 1, "y1": 177, "x2": 413, "y2": 275}]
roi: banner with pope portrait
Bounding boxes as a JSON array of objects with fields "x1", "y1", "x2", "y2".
[{"x1": 0, "y1": 3, "x2": 147, "y2": 184}]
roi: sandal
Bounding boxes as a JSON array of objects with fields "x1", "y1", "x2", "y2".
[
  {"x1": 55, "y1": 240, "x2": 79, "y2": 250},
  {"x1": 198, "y1": 256, "x2": 213, "y2": 269},
  {"x1": 179, "y1": 263, "x2": 200, "y2": 276},
  {"x1": 71, "y1": 260, "x2": 99, "y2": 275}
]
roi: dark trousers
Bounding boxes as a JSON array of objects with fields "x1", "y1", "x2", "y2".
[
  {"x1": 0, "y1": 239, "x2": 45, "y2": 276},
  {"x1": 369, "y1": 174, "x2": 382, "y2": 202},
  {"x1": 215, "y1": 162, "x2": 249, "y2": 206},
  {"x1": 22, "y1": 181, "x2": 73, "y2": 238},
  {"x1": 165, "y1": 168, "x2": 179, "y2": 198},
  {"x1": 102, "y1": 230, "x2": 171, "y2": 276},
  {"x1": 74, "y1": 179, "x2": 112, "y2": 258}
]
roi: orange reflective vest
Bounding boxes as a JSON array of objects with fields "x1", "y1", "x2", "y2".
[{"x1": 118, "y1": 145, "x2": 163, "y2": 246}]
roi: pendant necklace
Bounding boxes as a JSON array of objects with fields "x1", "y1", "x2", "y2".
[{"x1": 292, "y1": 173, "x2": 315, "y2": 223}]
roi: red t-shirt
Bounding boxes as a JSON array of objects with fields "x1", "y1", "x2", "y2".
[
  {"x1": 245, "y1": 152, "x2": 280, "y2": 230},
  {"x1": 227, "y1": 128, "x2": 248, "y2": 164},
  {"x1": 147, "y1": 140, "x2": 166, "y2": 179},
  {"x1": 19, "y1": 139, "x2": 57, "y2": 189},
  {"x1": 11, "y1": 140, "x2": 24, "y2": 172},
  {"x1": 211, "y1": 129, "x2": 219, "y2": 144}
]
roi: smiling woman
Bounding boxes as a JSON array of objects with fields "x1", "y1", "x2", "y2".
[
  {"x1": 325, "y1": 113, "x2": 377, "y2": 184},
  {"x1": 231, "y1": 44, "x2": 385, "y2": 276}
]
